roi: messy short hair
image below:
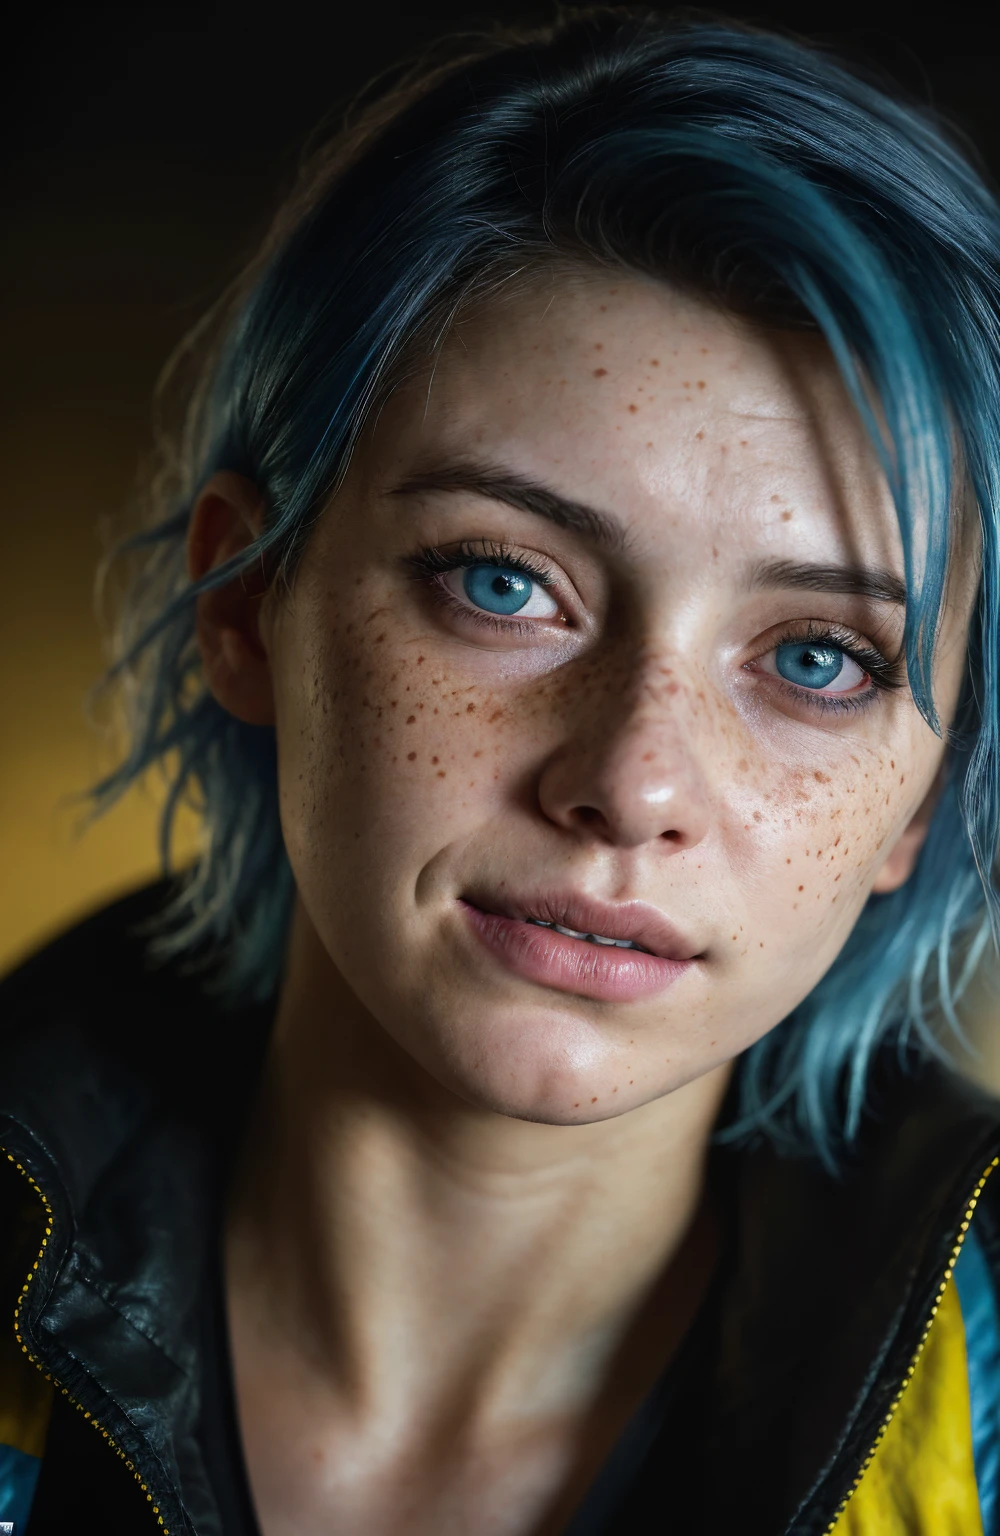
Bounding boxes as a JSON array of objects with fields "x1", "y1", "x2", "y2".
[{"x1": 92, "y1": 7, "x2": 1000, "y2": 1164}]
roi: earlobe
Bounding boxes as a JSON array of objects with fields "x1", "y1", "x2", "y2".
[{"x1": 187, "y1": 472, "x2": 277, "y2": 728}]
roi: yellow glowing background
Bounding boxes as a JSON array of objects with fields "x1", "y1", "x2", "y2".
[{"x1": 0, "y1": 400, "x2": 199, "y2": 974}]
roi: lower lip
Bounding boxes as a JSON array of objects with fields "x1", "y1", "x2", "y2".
[{"x1": 459, "y1": 902, "x2": 695, "y2": 1002}]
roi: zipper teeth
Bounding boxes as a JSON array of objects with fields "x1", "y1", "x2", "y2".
[
  {"x1": 823, "y1": 1153, "x2": 1000, "y2": 1534},
  {"x1": 2, "y1": 1148, "x2": 171, "y2": 1533}
]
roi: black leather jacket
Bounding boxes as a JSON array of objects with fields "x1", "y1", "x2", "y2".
[{"x1": 2, "y1": 882, "x2": 1000, "y2": 1535}]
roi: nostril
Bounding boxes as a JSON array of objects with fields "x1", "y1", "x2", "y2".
[{"x1": 660, "y1": 829, "x2": 682, "y2": 842}]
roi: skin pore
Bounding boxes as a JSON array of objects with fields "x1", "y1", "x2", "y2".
[{"x1": 189, "y1": 272, "x2": 974, "y2": 1536}]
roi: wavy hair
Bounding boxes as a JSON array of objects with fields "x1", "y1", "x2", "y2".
[{"x1": 90, "y1": 8, "x2": 1000, "y2": 1165}]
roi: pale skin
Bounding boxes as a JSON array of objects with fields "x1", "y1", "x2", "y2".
[{"x1": 188, "y1": 272, "x2": 975, "y2": 1535}]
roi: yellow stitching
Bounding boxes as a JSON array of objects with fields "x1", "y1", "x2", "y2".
[
  {"x1": 1, "y1": 1145, "x2": 171, "y2": 1532},
  {"x1": 823, "y1": 1155, "x2": 1000, "y2": 1532}
]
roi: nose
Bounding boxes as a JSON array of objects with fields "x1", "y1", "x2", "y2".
[{"x1": 536, "y1": 667, "x2": 711, "y2": 851}]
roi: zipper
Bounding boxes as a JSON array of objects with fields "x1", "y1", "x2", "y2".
[
  {"x1": 1, "y1": 1146, "x2": 171, "y2": 1533},
  {"x1": 5, "y1": 1139, "x2": 997, "y2": 1536},
  {"x1": 822, "y1": 1153, "x2": 1000, "y2": 1534}
]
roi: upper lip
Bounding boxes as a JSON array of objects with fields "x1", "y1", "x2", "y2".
[{"x1": 462, "y1": 890, "x2": 701, "y2": 962}]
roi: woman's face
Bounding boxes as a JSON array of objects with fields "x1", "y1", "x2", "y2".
[{"x1": 246, "y1": 273, "x2": 972, "y2": 1123}]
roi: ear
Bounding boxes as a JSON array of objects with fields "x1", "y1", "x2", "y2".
[
  {"x1": 870, "y1": 759, "x2": 946, "y2": 894},
  {"x1": 187, "y1": 471, "x2": 276, "y2": 727}
]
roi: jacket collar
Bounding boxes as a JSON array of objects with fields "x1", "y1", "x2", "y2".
[{"x1": 2, "y1": 881, "x2": 999, "y2": 1536}]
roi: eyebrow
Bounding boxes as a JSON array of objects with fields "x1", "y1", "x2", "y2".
[
  {"x1": 750, "y1": 557, "x2": 907, "y2": 607},
  {"x1": 390, "y1": 460, "x2": 626, "y2": 551},
  {"x1": 391, "y1": 459, "x2": 907, "y2": 606}
]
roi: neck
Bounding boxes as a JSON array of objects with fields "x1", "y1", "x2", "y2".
[{"x1": 224, "y1": 900, "x2": 731, "y2": 1440}]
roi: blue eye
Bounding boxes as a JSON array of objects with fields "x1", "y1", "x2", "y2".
[
  {"x1": 775, "y1": 641, "x2": 846, "y2": 690},
  {"x1": 463, "y1": 565, "x2": 535, "y2": 615},
  {"x1": 435, "y1": 554, "x2": 560, "y2": 622}
]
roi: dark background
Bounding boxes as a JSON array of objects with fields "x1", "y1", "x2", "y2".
[{"x1": 3, "y1": 1, "x2": 999, "y2": 970}]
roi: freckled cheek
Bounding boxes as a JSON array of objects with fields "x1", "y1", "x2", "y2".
[
  {"x1": 721, "y1": 748, "x2": 913, "y2": 928},
  {"x1": 275, "y1": 633, "x2": 560, "y2": 843}
]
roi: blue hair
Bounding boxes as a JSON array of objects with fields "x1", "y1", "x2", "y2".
[{"x1": 90, "y1": 10, "x2": 1000, "y2": 1165}]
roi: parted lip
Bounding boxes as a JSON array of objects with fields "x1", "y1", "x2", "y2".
[{"x1": 459, "y1": 891, "x2": 701, "y2": 963}]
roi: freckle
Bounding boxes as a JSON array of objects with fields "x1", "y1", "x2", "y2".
[
  {"x1": 407, "y1": 752, "x2": 416, "y2": 761},
  {"x1": 650, "y1": 358, "x2": 659, "y2": 366},
  {"x1": 695, "y1": 430, "x2": 704, "y2": 440},
  {"x1": 697, "y1": 380, "x2": 706, "y2": 389},
  {"x1": 759, "y1": 941, "x2": 764, "y2": 947},
  {"x1": 613, "y1": 1086, "x2": 618, "y2": 1093},
  {"x1": 890, "y1": 760, "x2": 895, "y2": 769},
  {"x1": 574, "y1": 1103, "x2": 580, "y2": 1108},
  {"x1": 431, "y1": 756, "x2": 439, "y2": 764},
  {"x1": 798, "y1": 885, "x2": 804, "y2": 892},
  {"x1": 770, "y1": 494, "x2": 781, "y2": 503},
  {"x1": 593, "y1": 367, "x2": 607, "y2": 377},
  {"x1": 781, "y1": 511, "x2": 792, "y2": 522},
  {"x1": 599, "y1": 304, "x2": 607, "y2": 311},
  {"x1": 731, "y1": 934, "x2": 738, "y2": 941},
  {"x1": 390, "y1": 700, "x2": 398, "y2": 708},
  {"x1": 630, "y1": 1080, "x2": 634, "y2": 1085},
  {"x1": 473, "y1": 750, "x2": 482, "y2": 758},
  {"x1": 437, "y1": 770, "x2": 446, "y2": 777},
  {"x1": 489, "y1": 710, "x2": 503, "y2": 723},
  {"x1": 375, "y1": 633, "x2": 385, "y2": 643},
  {"x1": 786, "y1": 858, "x2": 791, "y2": 864},
  {"x1": 646, "y1": 441, "x2": 653, "y2": 448},
  {"x1": 406, "y1": 715, "x2": 416, "y2": 724},
  {"x1": 753, "y1": 811, "x2": 762, "y2": 822},
  {"x1": 740, "y1": 439, "x2": 747, "y2": 446},
  {"x1": 628, "y1": 403, "x2": 639, "y2": 413},
  {"x1": 594, "y1": 342, "x2": 603, "y2": 350},
  {"x1": 591, "y1": 1097, "x2": 598, "y2": 1103}
]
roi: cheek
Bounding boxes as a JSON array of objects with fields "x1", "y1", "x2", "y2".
[
  {"x1": 272, "y1": 605, "x2": 537, "y2": 873},
  {"x1": 719, "y1": 731, "x2": 924, "y2": 959}
]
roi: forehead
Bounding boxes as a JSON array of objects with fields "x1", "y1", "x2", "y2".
[{"x1": 384, "y1": 270, "x2": 902, "y2": 577}]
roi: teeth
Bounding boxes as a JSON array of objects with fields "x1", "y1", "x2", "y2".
[{"x1": 526, "y1": 918, "x2": 642, "y2": 951}]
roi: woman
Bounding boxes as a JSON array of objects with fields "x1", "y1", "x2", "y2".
[{"x1": 2, "y1": 8, "x2": 1000, "y2": 1533}]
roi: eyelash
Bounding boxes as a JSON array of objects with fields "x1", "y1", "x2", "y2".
[
  {"x1": 756, "y1": 621, "x2": 905, "y2": 716},
  {"x1": 404, "y1": 545, "x2": 904, "y2": 714},
  {"x1": 404, "y1": 542, "x2": 564, "y2": 634}
]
